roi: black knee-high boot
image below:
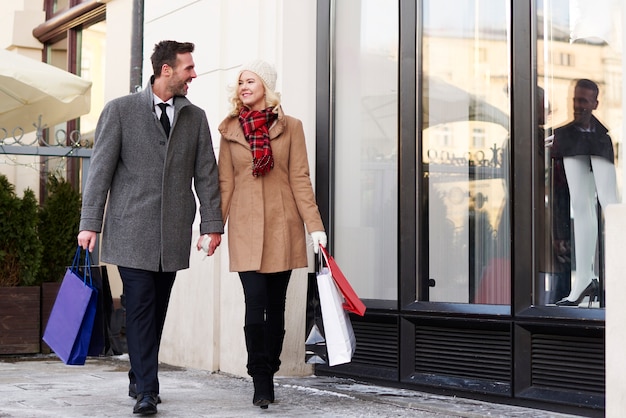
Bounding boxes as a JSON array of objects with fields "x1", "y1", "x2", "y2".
[
  {"x1": 244, "y1": 324, "x2": 272, "y2": 408},
  {"x1": 266, "y1": 328, "x2": 285, "y2": 403}
]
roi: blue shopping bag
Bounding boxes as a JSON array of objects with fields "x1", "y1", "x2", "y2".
[{"x1": 43, "y1": 247, "x2": 98, "y2": 365}]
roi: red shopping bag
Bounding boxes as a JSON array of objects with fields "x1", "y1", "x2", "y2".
[{"x1": 319, "y1": 245, "x2": 366, "y2": 316}]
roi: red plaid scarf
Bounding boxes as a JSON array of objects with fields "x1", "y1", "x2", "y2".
[{"x1": 239, "y1": 107, "x2": 278, "y2": 177}]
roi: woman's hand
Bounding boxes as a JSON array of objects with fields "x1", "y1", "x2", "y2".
[
  {"x1": 310, "y1": 231, "x2": 327, "y2": 254},
  {"x1": 197, "y1": 233, "x2": 222, "y2": 256}
]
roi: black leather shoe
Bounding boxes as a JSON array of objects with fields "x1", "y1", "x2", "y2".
[
  {"x1": 556, "y1": 279, "x2": 599, "y2": 308},
  {"x1": 129, "y1": 383, "x2": 161, "y2": 404},
  {"x1": 133, "y1": 393, "x2": 158, "y2": 415}
]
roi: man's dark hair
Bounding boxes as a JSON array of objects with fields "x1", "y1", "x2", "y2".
[
  {"x1": 576, "y1": 78, "x2": 599, "y2": 100},
  {"x1": 151, "y1": 41, "x2": 195, "y2": 76}
]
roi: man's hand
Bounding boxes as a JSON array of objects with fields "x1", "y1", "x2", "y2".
[
  {"x1": 197, "y1": 233, "x2": 222, "y2": 257},
  {"x1": 77, "y1": 230, "x2": 97, "y2": 252}
]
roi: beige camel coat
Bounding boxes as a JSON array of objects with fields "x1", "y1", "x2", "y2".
[{"x1": 218, "y1": 108, "x2": 324, "y2": 273}]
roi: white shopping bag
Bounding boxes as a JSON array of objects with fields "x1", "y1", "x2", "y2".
[{"x1": 317, "y1": 266, "x2": 356, "y2": 366}]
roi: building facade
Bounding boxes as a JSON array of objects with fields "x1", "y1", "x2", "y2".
[{"x1": 2, "y1": 0, "x2": 625, "y2": 415}]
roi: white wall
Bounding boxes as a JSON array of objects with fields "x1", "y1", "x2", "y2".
[
  {"x1": 98, "y1": 0, "x2": 133, "y2": 309},
  {"x1": 605, "y1": 204, "x2": 626, "y2": 417}
]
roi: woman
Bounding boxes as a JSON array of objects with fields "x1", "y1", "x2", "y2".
[{"x1": 218, "y1": 59, "x2": 327, "y2": 409}]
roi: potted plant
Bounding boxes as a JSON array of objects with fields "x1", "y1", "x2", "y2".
[
  {"x1": 37, "y1": 175, "x2": 82, "y2": 353},
  {"x1": 0, "y1": 174, "x2": 44, "y2": 354}
]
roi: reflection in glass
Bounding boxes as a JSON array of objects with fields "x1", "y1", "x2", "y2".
[
  {"x1": 539, "y1": 0, "x2": 623, "y2": 308},
  {"x1": 334, "y1": 0, "x2": 398, "y2": 300},
  {"x1": 80, "y1": 21, "x2": 107, "y2": 138},
  {"x1": 422, "y1": 0, "x2": 511, "y2": 304}
]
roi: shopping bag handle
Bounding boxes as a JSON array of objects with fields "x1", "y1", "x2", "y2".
[
  {"x1": 70, "y1": 246, "x2": 93, "y2": 286},
  {"x1": 318, "y1": 244, "x2": 367, "y2": 316},
  {"x1": 318, "y1": 245, "x2": 327, "y2": 273},
  {"x1": 318, "y1": 243, "x2": 332, "y2": 272}
]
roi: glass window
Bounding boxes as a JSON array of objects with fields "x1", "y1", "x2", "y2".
[
  {"x1": 80, "y1": 21, "x2": 106, "y2": 138},
  {"x1": 421, "y1": 0, "x2": 511, "y2": 304},
  {"x1": 55, "y1": 1, "x2": 68, "y2": 11},
  {"x1": 538, "y1": 0, "x2": 623, "y2": 309},
  {"x1": 39, "y1": 15, "x2": 105, "y2": 187},
  {"x1": 334, "y1": 0, "x2": 398, "y2": 301}
]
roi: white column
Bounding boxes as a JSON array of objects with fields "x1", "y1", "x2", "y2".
[{"x1": 605, "y1": 204, "x2": 626, "y2": 416}]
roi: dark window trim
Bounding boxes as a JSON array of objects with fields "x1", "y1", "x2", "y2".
[
  {"x1": 33, "y1": 1, "x2": 105, "y2": 44},
  {"x1": 399, "y1": 0, "x2": 418, "y2": 309},
  {"x1": 316, "y1": 0, "x2": 332, "y2": 250},
  {"x1": 510, "y1": 0, "x2": 535, "y2": 316}
]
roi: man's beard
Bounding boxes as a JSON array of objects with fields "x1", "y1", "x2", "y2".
[{"x1": 172, "y1": 80, "x2": 188, "y2": 96}]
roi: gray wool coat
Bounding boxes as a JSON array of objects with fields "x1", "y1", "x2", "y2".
[{"x1": 79, "y1": 83, "x2": 223, "y2": 272}]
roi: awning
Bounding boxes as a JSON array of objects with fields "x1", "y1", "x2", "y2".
[{"x1": 0, "y1": 49, "x2": 92, "y2": 135}]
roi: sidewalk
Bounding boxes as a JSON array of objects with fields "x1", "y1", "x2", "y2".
[{"x1": 0, "y1": 355, "x2": 585, "y2": 417}]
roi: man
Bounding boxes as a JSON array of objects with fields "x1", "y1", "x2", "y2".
[
  {"x1": 551, "y1": 79, "x2": 617, "y2": 307},
  {"x1": 77, "y1": 40, "x2": 223, "y2": 415}
]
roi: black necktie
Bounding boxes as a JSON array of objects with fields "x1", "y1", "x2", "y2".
[{"x1": 158, "y1": 103, "x2": 170, "y2": 137}]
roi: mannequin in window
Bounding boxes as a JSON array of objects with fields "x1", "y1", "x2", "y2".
[{"x1": 551, "y1": 79, "x2": 618, "y2": 306}]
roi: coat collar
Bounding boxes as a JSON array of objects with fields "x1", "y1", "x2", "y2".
[
  {"x1": 219, "y1": 106, "x2": 286, "y2": 148},
  {"x1": 142, "y1": 81, "x2": 192, "y2": 116}
]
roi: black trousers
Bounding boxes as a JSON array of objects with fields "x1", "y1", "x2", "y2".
[
  {"x1": 239, "y1": 271, "x2": 291, "y2": 328},
  {"x1": 118, "y1": 266, "x2": 176, "y2": 395}
]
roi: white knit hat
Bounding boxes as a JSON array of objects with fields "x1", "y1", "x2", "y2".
[{"x1": 239, "y1": 59, "x2": 277, "y2": 91}]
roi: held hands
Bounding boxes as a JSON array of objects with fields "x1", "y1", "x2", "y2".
[
  {"x1": 310, "y1": 231, "x2": 327, "y2": 254},
  {"x1": 78, "y1": 231, "x2": 222, "y2": 257},
  {"x1": 197, "y1": 233, "x2": 222, "y2": 257}
]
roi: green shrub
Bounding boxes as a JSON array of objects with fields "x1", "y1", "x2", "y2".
[
  {"x1": 0, "y1": 174, "x2": 43, "y2": 286},
  {"x1": 37, "y1": 175, "x2": 82, "y2": 284}
]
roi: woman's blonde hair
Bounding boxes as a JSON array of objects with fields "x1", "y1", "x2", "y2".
[{"x1": 228, "y1": 71, "x2": 281, "y2": 117}]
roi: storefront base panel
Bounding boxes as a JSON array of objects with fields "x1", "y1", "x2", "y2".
[
  {"x1": 518, "y1": 387, "x2": 604, "y2": 411},
  {"x1": 313, "y1": 312, "x2": 605, "y2": 415}
]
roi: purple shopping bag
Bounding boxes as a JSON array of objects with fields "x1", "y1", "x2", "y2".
[{"x1": 42, "y1": 247, "x2": 98, "y2": 365}]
